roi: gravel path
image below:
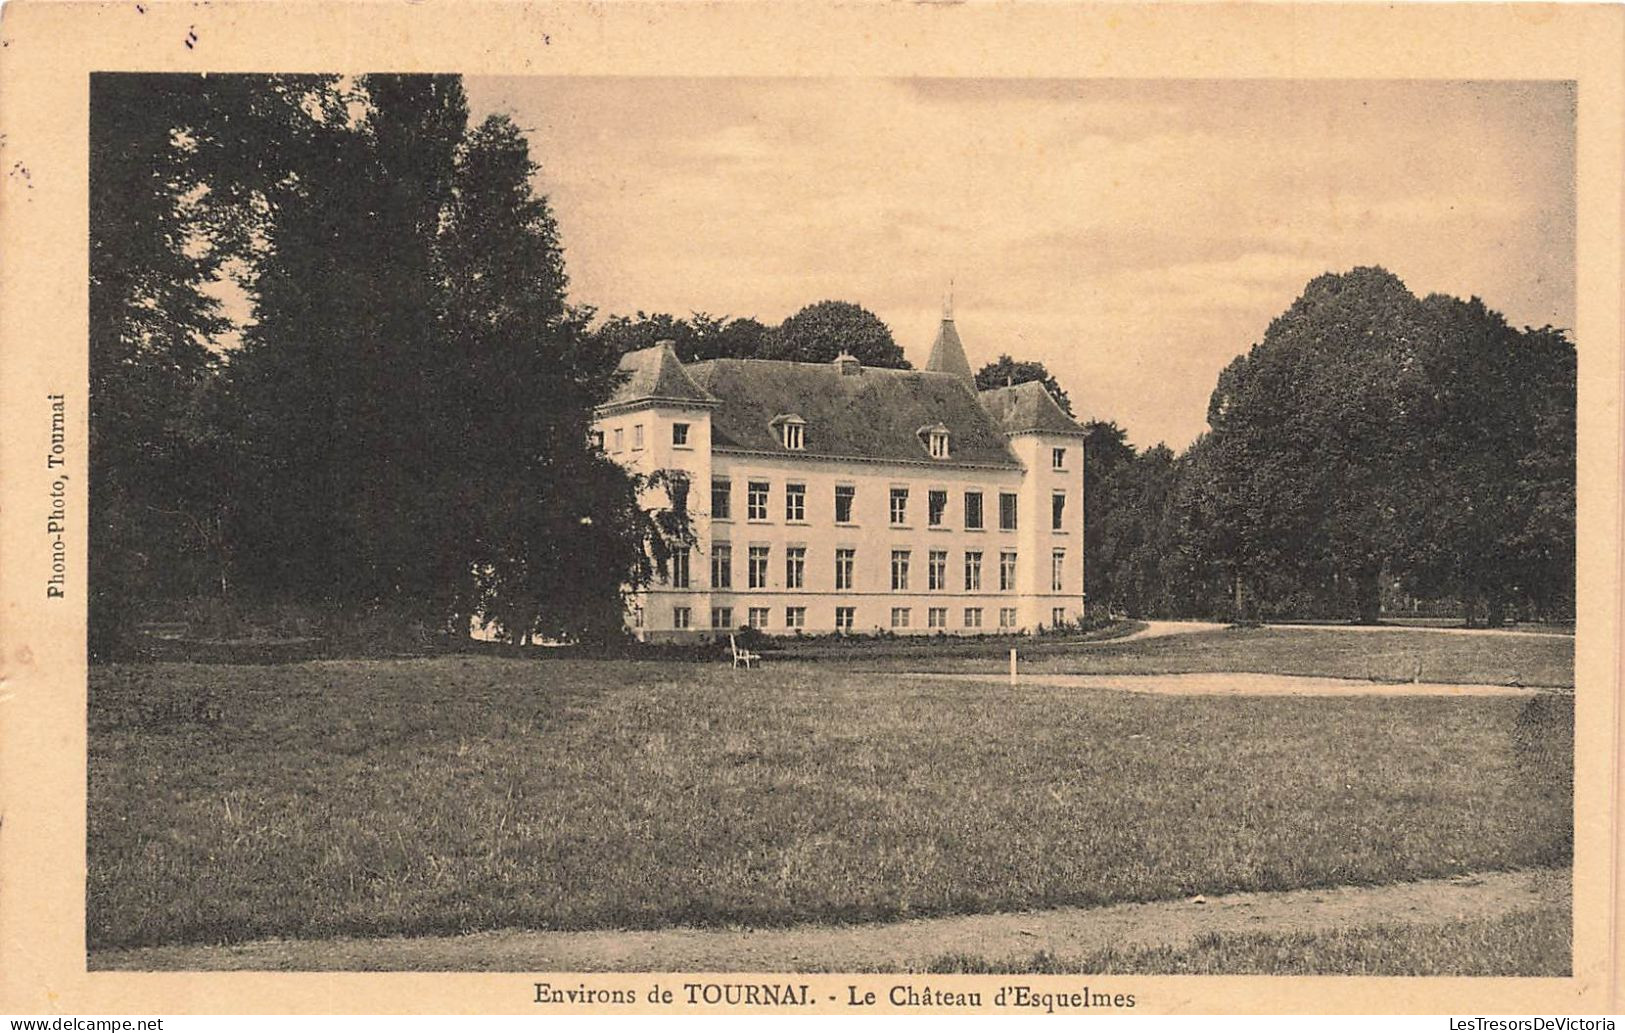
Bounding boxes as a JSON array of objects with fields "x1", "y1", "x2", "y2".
[{"x1": 92, "y1": 868, "x2": 1568, "y2": 972}]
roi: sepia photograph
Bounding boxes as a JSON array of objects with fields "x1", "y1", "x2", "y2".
[
  {"x1": 1, "y1": 0, "x2": 1621, "y2": 1020},
  {"x1": 82, "y1": 71, "x2": 1578, "y2": 977}
]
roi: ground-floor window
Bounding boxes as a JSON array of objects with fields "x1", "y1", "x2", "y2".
[
  {"x1": 785, "y1": 606, "x2": 806, "y2": 629},
  {"x1": 928, "y1": 606, "x2": 947, "y2": 628},
  {"x1": 834, "y1": 606, "x2": 855, "y2": 631},
  {"x1": 673, "y1": 606, "x2": 691, "y2": 629},
  {"x1": 1052, "y1": 607, "x2": 1066, "y2": 627},
  {"x1": 964, "y1": 607, "x2": 982, "y2": 628},
  {"x1": 999, "y1": 606, "x2": 1018, "y2": 628},
  {"x1": 1052, "y1": 549, "x2": 1065, "y2": 592},
  {"x1": 890, "y1": 606, "x2": 911, "y2": 628},
  {"x1": 712, "y1": 606, "x2": 732, "y2": 629},
  {"x1": 748, "y1": 607, "x2": 770, "y2": 629}
]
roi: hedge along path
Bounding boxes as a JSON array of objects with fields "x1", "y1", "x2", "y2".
[{"x1": 93, "y1": 867, "x2": 1567, "y2": 972}]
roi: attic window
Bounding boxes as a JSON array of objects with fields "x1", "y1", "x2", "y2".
[
  {"x1": 772, "y1": 414, "x2": 806, "y2": 451},
  {"x1": 919, "y1": 423, "x2": 951, "y2": 459}
]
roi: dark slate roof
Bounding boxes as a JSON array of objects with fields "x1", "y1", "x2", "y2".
[
  {"x1": 602, "y1": 342, "x2": 719, "y2": 410},
  {"x1": 924, "y1": 318, "x2": 974, "y2": 383},
  {"x1": 686, "y1": 358, "x2": 1021, "y2": 467},
  {"x1": 978, "y1": 380, "x2": 1088, "y2": 437}
]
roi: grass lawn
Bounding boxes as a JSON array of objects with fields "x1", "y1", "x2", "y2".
[
  {"x1": 908, "y1": 906, "x2": 1571, "y2": 976},
  {"x1": 89, "y1": 652, "x2": 1572, "y2": 952},
  {"x1": 860, "y1": 626, "x2": 1575, "y2": 688}
]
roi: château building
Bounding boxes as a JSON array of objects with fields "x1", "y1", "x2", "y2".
[{"x1": 592, "y1": 308, "x2": 1087, "y2": 640}]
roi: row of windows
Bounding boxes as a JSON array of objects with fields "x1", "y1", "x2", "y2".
[
  {"x1": 658, "y1": 605, "x2": 1071, "y2": 631},
  {"x1": 592, "y1": 421, "x2": 697, "y2": 453},
  {"x1": 713, "y1": 481, "x2": 1069, "y2": 531},
  {"x1": 673, "y1": 544, "x2": 1068, "y2": 592},
  {"x1": 593, "y1": 427, "x2": 1071, "y2": 472}
]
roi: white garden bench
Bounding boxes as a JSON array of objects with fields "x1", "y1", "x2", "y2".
[{"x1": 729, "y1": 634, "x2": 762, "y2": 669}]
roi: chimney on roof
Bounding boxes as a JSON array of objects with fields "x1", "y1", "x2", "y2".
[{"x1": 834, "y1": 352, "x2": 862, "y2": 376}]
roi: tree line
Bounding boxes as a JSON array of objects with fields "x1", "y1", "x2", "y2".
[
  {"x1": 91, "y1": 73, "x2": 1574, "y2": 659},
  {"x1": 91, "y1": 73, "x2": 691, "y2": 656},
  {"x1": 1042, "y1": 268, "x2": 1574, "y2": 625}
]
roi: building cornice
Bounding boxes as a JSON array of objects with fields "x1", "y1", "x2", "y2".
[
  {"x1": 711, "y1": 446, "x2": 1024, "y2": 473},
  {"x1": 595, "y1": 396, "x2": 722, "y2": 418}
]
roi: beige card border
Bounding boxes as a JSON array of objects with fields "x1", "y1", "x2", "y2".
[{"x1": 0, "y1": 0, "x2": 1620, "y2": 1016}]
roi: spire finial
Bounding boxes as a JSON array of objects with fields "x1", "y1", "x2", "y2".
[{"x1": 943, "y1": 278, "x2": 954, "y2": 321}]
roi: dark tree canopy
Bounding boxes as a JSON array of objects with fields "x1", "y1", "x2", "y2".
[
  {"x1": 768, "y1": 300, "x2": 909, "y2": 367},
  {"x1": 975, "y1": 355, "x2": 1074, "y2": 416},
  {"x1": 592, "y1": 312, "x2": 775, "y2": 363},
  {"x1": 89, "y1": 74, "x2": 689, "y2": 655}
]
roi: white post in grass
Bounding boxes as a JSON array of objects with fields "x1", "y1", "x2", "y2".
[{"x1": 1009, "y1": 647, "x2": 1017, "y2": 686}]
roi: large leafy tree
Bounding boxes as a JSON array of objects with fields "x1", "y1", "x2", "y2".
[
  {"x1": 440, "y1": 116, "x2": 690, "y2": 641},
  {"x1": 1200, "y1": 267, "x2": 1429, "y2": 621},
  {"x1": 769, "y1": 300, "x2": 908, "y2": 367},
  {"x1": 974, "y1": 355, "x2": 1074, "y2": 416},
  {"x1": 88, "y1": 74, "x2": 341, "y2": 656}
]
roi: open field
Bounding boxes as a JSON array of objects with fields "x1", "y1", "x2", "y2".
[
  {"x1": 89, "y1": 649, "x2": 1572, "y2": 961},
  {"x1": 857, "y1": 625, "x2": 1575, "y2": 687}
]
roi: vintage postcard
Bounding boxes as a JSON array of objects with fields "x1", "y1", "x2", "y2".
[{"x1": 0, "y1": 0, "x2": 1621, "y2": 1018}]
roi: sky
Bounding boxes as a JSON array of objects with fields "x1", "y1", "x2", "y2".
[{"x1": 464, "y1": 77, "x2": 1575, "y2": 449}]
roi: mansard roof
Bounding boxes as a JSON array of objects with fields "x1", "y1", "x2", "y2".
[
  {"x1": 978, "y1": 380, "x2": 1088, "y2": 437},
  {"x1": 685, "y1": 358, "x2": 1021, "y2": 468},
  {"x1": 601, "y1": 342, "x2": 720, "y2": 411}
]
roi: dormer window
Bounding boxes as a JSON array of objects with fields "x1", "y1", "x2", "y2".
[
  {"x1": 919, "y1": 422, "x2": 951, "y2": 459},
  {"x1": 772, "y1": 414, "x2": 806, "y2": 451}
]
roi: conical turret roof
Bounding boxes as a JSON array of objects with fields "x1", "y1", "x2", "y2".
[{"x1": 925, "y1": 316, "x2": 974, "y2": 384}]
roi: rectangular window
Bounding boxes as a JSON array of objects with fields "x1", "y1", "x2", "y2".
[
  {"x1": 673, "y1": 606, "x2": 691, "y2": 629},
  {"x1": 1000, "y1": 492, "x2": 1018, "y2": 530},
  {"x1": 964, "y1": 491, "x2": 984, "y2": 530},
  {"x1": 1052, "y1": 447, "x2": 1067, "y2": 470},
  {"x1": 748, "y1": 481, "x2": 769, "y2": 521},
  {"x1": 964, "y1": 551, "x2": 983, "y2": 591},
  {"x1": 613, "y1": 427, "x2": 624, "y2": 451},
  {"x1": 631, "y1": 603, "x2": 643, "y2": 628},
  {"x1": 1052, "y1": 550, "x2": 1065, "y2": 592},
  {"x1": 785, "y1": 546, "x2": 806, "y2": 589},
  {"x1": 1000, "y1": 607, "x2": 1018, "y2": 628},
  {"x1": 781, "y1": 422, "x2": 805, "y2": 450},
  {"x1": 672, "y1": 423, "x2": 690, "y2": 446},
  {"x1": 928, "y1": 606, "x2": 948, "y2": 629},
  {"x1": 748, "y1": 607, "x2": 770, "y2": 629},
  {"x1": 671, "y1": 548, "x2": 691, "y2": 589},
  {"x1": 785, "y1": 606, "x2": 806, "y2": 629},
  {"x1": 1000, "y1": 551, "x2": 1017, "y2": 592},
  {"x1": 786, "y1": 483, "x2": 806, "y2": 522},
  {"x1": 712, "y1": 606, "x2": 733, "y2": 629},
  {"x1": 1052, "y1": 491, "x2": 1066, "y2": 531},
  {"x1": 1052, "y1": 607, "x2": 1067, "y2": 627},
  {"x1": 590, "y1": 429, "x2": 605, "y2": 450},
  {"x1": 633, "y1": 424, "x2": 645, "y2": 450},
  {"x1": 748, "y1": 546, "x2": 769, "y2": 589},
  {"x1": 964, "y1": 607, "x2": 982, "y2": 628},
  {"x1": 889, "y1": 487, "x2": 909, "y2": 525},
  {"x1": 890, "y1": 607, "x2": 911, "y2": 629},
  {"x1": 835, "y1": 485, "x2": 855, "y2": 524},
  {"x1": 835, "y1": 548, "x2": 855, "y2": 591},
  {"x1": 928, "y1": 490, "x2": 947, "y2": 527},
  {"x1": 834, "y1": 606, "x2": 855, "y2": 631},
  {"x1": 891, "y1": 549, "x2": 911, "y2": 591},
  {"x1": 711, "y1": 479, "x2": 731, "y2": 520},
  {"x1": 711, "y1": 543, "x2": 731, "y2": 589},
  {"x1": 928, "y1": 550, "x2": 947, "y2": 591}
]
